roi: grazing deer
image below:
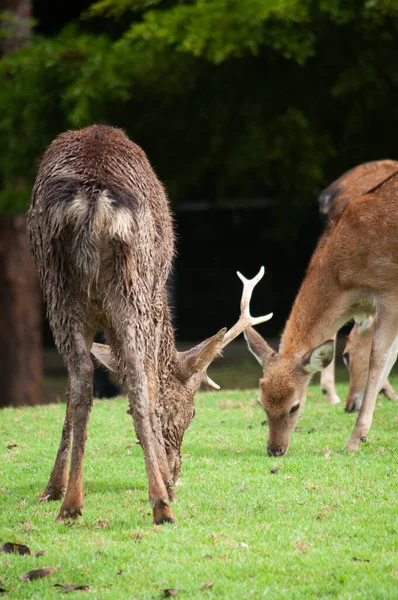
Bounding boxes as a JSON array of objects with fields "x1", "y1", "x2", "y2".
[
  {"x1": 244, "y1": 170, "x2": 398, "y2": 455},
  {"x1": 27, "y1": 124, "x2": 271, "y2": 524},
  {"x1": 318, "y1": 160, "x2": 398, "y2": 410}
]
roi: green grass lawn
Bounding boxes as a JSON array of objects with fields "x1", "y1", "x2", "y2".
[{"x1": 1, "y1": 378, "x2": 397, "y2": 599}]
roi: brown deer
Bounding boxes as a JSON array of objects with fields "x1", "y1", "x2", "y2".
[
  {"x1": 244, "y1": 170, "x2": 398, "y2": 455},
  {"x1": 317, "y1": 160, "x2": 398, "y2": 410},
  {"x1": 27, "y1": 124, "x2": 271, "y2": 525}
]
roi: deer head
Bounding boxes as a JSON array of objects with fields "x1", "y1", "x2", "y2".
[
  {"x1": 91, "y1": 267, "x2": 272, "y2": 481},
  {"x1": 244, "y1": 328, "x2": 334, "y2": 456}
]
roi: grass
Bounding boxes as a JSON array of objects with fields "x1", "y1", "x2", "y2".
[{"x1": 1, "y1": 378, "x2": 398, "y2": 599}]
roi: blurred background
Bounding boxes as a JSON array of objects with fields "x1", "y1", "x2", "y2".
[{"x1": 1, "y1": 0, "x2": 398, "y2": 406}]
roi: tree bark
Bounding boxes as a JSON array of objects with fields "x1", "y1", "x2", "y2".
[
  {"x1": 0, "y1": 0, "x2": 42, "y2": 407},
  {"x1": 0, "y1": 216, "x2": 42, "y2": 407},
  {"x1": 0, "y1": 0, "x2": 32, "y2": 53}
]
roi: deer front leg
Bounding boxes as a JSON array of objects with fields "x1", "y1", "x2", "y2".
[
  {"x1": 346, "y1": 314, "x2": 398, "y2": 452},
  {"x1": 126, "y1": 359, "x2": 175, "y2": 525},
  {"x1": 40, "y1": 391, "x2": 72, "y2": 502},
  {"x1": 320, "y1": 334, "x2": 340, "y2": 404},
  {"x1": 56, "y1": 356, "x2": 94, "y2": 520}
]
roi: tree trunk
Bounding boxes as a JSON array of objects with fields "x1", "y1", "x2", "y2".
[
  {"x1": 0, "y1": 216, "x2": 42, "y2": 407},
  {"x1": 0, "y1": 0, "x2": 32, "y2": 53},
  {"x1": 0, "y1": 0, "x2": 42, "y2": 408}
]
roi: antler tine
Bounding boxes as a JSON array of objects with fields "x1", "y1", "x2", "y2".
[{"x1": 221, "y1": 266, "x2": 273, "y2": 349}]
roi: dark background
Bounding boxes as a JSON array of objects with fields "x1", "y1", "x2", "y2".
[{"x1": 2, "y1": 0, "x2": 397, "y2": 346}]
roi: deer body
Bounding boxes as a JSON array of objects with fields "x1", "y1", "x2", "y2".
[
  {"x1": 28, "y1": 124, "x2": 271, "y2": 524},
  {"x1": 317, "y1": 160, "x2": 398, "y2": 408},
  {"x1": 28, "y1": 125, "x2": 219, "y2": 524},
  {"x1": 245, "y1": 172, "x2": 398, "y2": 455}
]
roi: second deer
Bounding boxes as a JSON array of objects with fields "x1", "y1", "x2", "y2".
[
  {"x1": 317, "y1": 160, "x2": 398, "y2": 410},
  {"x1": 244, "y1": 169, "x2": 398, "y2": 455}
]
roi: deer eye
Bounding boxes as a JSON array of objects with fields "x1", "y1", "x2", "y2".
[
  {"x1": 343, "y1": 352, "x2": 350, "y2": 368},
  {"x1": 290, "y1": 403, "x2": 300, "y2": 415}
]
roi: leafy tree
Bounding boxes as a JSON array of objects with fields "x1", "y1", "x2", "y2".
[{"x1": 1, "y1": 0, "x2": 398, "y2": 220}]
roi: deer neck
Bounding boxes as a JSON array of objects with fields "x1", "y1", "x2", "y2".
[{"x1": 279, "y1": 252, "x2": 349, "y2": 358}]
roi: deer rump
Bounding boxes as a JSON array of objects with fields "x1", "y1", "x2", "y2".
[{"x1": 36, "y1": 177, "x2": 148, "y2": 290}]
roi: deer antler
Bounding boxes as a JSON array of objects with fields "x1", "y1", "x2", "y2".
[{"x1": 221, "y1": 266, "x2": 273, "y2": 349}]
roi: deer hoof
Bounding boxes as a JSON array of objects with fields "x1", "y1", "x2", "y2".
[
  {"x1": 360, "y1": 436, "x2": 367, "y2": 443},
  {"x1": 56, "y1": 505, "x2": 83, "y2": 522},
  {"x1": 322, "y1": 389, "x2": 341, "y2": 405},
  {"x1": 40, "y1": 486, "x2": 66, "y2": 503},
  {"x1": 153, "y1": 503, "x2": 176, "y2": 525},
  {"x1": 346, "y1": 437, "x2": 360, "y2": 453}
]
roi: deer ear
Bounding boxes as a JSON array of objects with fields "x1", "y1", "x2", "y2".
[
  {"x1": 91, "y1": 343, "x2": 118, "y2": 373},
  {"x1": 244, "y1": 327, "x2": 274, "y2": 367},
  {"x1": 177, "y1": 328, "x2": 227, "y2": 380},
  {"x1": 302, "y1": 339, "x2": 334, "y2": 374}
]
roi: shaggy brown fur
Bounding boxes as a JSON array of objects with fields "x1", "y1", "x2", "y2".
[{"x1": 27, "y1": 125, "x2": 226, "y2": 524}]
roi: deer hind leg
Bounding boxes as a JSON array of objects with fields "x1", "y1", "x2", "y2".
[
  {"x1": 380, "y1": 378, "x2": 398, "y2": 401},
  {"x1": 56, "y1": 332, "x2": 94, "y2": 521},
  {"x1": 320, "y1": 334, "x2": 340, "y2": 404},
  {"x1": 346, "y1": 311, "x2": 398, "y2": 452},
  {"x1": 40, "y1": 388, "x2": 72, "y2": 502},
  {"x1": 124, "y1": 355, "x2": 175, "y2": 524}
]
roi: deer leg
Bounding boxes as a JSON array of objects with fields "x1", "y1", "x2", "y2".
[
  {"x1": 150, "y1": 412, "x2": 176, "y2": 502},
  {"x1": 320, "y1": 334, "x2": 340, "y2": 404},
  {"x1": 346, "y1": 314, "x2": 398, "y2": 452},
  {"x1": 380, "y1": 378, "x2": 398, "y2": 401},
  {"x1": 56, "y1": 346, "x2": 94, "y2": 521},
  {"x1": 40, "y1": 388, "x2": 72, "y2": 502},
  {"x1": 125, "y1": 357, "x2": 175, "y2": 524}
]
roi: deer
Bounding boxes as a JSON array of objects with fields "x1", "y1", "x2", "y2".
[
  {"x1": 317, "y1": 160, "x2": 398, "y2": 410},
  {"x1": 27, "y1": 124, "x2": 271, "y2": 525},
  {"x1": 243, "y1": 169, "x2": 398, "y2": 456}
]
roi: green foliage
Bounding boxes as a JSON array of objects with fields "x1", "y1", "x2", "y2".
[
  {"x1": 1, "y1": 0, "x2": 398, "y2": 218},
  {"x1": 1, "y1": 381, "x2": 398, "y2": 598}
]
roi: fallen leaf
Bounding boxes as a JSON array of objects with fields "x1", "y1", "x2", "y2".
[
  {"x1": 352, "y1": 557, "x2": 370, "y2": 563},
  {"x1": 294, "y1": 427, "x2": 302, "y2": 433},
  {"x1": 164, "y1": 589, "x2": 178, "y2": 596},
  {"x1": 117, "y1": 570, "x2": 123, "y2": 576},
  {"x1": 240, "y1": 542, "x2": 249, "y2": 548},
  {"x1": 315, "y1": 512, "x2": 328, "y2": 520},
  {"x1": 54, "y1": 584, "x2": 91, "y2": 592},
  {"x1": 20, "y1": 567, "x2": 57, "y2": 581},
  {"x1": 270, "y1": 466, "x2": 280, "y2": 474},
  {"x1": 6, "y1": 443, "x2": 17, "y2": 449},
  {"x1": 34, "y1": 550, "x2": 46, "y2": 557},
  {"x1": 200, "y1": 581, "x2": 214, "y2": 591},
  {"x1": 0, "y1": 542, "x2": 30, "y2": 555}
]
